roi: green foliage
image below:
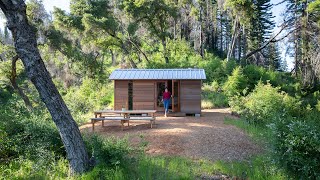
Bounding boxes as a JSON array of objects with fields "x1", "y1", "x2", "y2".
[
  {"x1": 84, "y1": 135, "x2": 132, "y2": 167},
  {"x1": 0, "y1": 100, "x2": 65, "y2": 163},
  {"x1": 64, "y1": 78, "x2": 114, "y2": 124},
  {"x1": 223, "y1": 67, "x2": 247, "y2": 97},
  {"x1": 242, "y1": 65, "x2": 297, "y2": 94},
  {"x1": 201, "y1": 92, "x2": 228, "y2": 109},
  {"x1": 0, "y1": 157, "x2": 69, "y2": 179},
  {"x1": 272, "y1": 111, "x2": 320, "y2": 179},
  {"x1": 228, "y1": 83, "x2": 320, "y2": 179},
  {"x1": 202, "y1": 83, "x2": 228, "y2": 108},
  {"x1": 144, "y1": 39, "x2": 202, "y2": 68},
  {"x1": 223, "y1": 118, "x2": 288, "y2": 179},
  {"x1": 231, "y1": 82, "x2": 301, "y2": 125},
  {"x1": 121, "y1": 0, "x2": 177, "y2": 40}
]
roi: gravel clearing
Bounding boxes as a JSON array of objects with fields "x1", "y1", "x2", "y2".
[{"x1": 80, "y1": 108, "x2": 262, "y2": 162}]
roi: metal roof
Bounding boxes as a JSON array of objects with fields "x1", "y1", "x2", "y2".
[{"x1": 109, "y1": 69, "x2": 206, "y2": 80}]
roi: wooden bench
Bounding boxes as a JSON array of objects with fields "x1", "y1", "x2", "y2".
[{"x1": 90, "y1": 116, "x2": 155, "y2": 131}]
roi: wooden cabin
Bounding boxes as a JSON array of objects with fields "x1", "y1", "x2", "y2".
[{"x1": 109, "y1": 69, "x2": 206, "y2": 115}]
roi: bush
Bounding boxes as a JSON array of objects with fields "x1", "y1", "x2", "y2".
[
  {"x1": 0, "y1": 102, "x2": 65, "y2": 163},
  {"x1": 84, "y1": 135, "x2": 132, "y2": 167},
  {"x1": 201, "y1": 92, "x2": 228, "y2": 108},
  {"x1": 64, "y1": 78, "x2": 114, "y2": 124},
  {"x1": 199, "y1": 57, "x2": 225, "y2": 83},
  {"x1": 231, "y1": 82, "x2": 301, "y2": 125},
  {"x1": 273, "y1": 111, "x2": 320, "y2": 179},
  {"x1": 202, "y1": 83, "x2": 228, "y2": 108},
  {"x1": 223, "y1": 67, "x2": 247, "y2": 98}
]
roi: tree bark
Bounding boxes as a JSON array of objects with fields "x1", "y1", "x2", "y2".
[
  {"x1": 110, "y1": 49, "x2": 116, "y2": 66},
  {"x1": 0, "y1": 0, "x2": 89, "y2": 174},
  {"x1": 227, "y1": 19, "x2": 238, "y2": 61},
  {"x1": 199, "y1": 5, "x2": 204, "y2": 58},
  {"x1": 10, "y1": 55, "x2": 33, "y2": 111},
  {"x1": 161, "y1": 38, "x2": 169, "y2": 64}
]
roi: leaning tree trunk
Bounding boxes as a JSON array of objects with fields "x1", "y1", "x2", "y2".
[{"x1": 0, "y1": 0, "x2": 89, "y2": 174}]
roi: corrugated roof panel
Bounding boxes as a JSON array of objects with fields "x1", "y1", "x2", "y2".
[{"x1": 109, "y1": 69, "x2": 206, "y2": 80}]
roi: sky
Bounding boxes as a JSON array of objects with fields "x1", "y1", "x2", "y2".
[
  {"x1": 0, "y1": 0, "x2": 293, "y2": 70},
  {"x1": 41, "y1": 0, "x2": 70, "y2": 13}
]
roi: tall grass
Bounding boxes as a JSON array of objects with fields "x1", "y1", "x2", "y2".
[{"x1": 223, "y1": 118, "x2": 288, "y2": 179}]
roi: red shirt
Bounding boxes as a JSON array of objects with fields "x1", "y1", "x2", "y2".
[{"x1": 163, "y1": 91, "x2": 171, "y2": 100}]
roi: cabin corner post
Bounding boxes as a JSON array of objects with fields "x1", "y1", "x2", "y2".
[{"x1": 113, "y1": 80, "x2": 116, "y2": 110}]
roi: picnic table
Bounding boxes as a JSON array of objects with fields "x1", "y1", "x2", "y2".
[{"x1": 91, "y1": 110, "x2": 156, "y2": 131}]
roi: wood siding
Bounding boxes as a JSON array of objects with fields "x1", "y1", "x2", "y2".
[
  {"x1": 114, "y1": 80, "x2": 128, "y2": 110},
  {"x1": 133, "y1": 81, "x2": 155, "y2": 110},
  {"x1": 180, "y1": 80, "x2": 201, "y2": 113}
]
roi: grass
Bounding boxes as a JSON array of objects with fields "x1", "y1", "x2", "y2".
[
  {"x1": 0, "y1": 150, "x2": 288, "y2": 180},
  {"x1": 222, "y1": 117, "x2": 288, "y2": 179},
  {"x1": 224, "y1": 117, "x2": 274, "y2": 144},
  {"x1": 81, "y1": 155, "x2": 288, "y2": 180},
  {"x1": 0, "y1": 117, "x2": 289, "y2": 180}
]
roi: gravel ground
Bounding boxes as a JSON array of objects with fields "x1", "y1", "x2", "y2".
[{"x1": 80, "y1": 108, "x2": 262, "y2": 162}]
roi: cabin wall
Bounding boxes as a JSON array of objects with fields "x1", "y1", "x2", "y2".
[
  {"x1": 114, "y1": 80, "x2": 128, "y2": 110},
  {"x1": 133, "y1": 81, "x2": 155, "y2": 110},
  {"x1": 180, "y1": 80, "x2": 201, "y2": 114}
]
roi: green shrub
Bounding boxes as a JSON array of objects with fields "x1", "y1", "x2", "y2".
[
  {"x1": 316, "y1": 100, "x2": 320, "y2": 111},
  {"x1": 211, "y1": 80, "x2": 220, "y2": 92},
  {"x1": 199, "y1": 57, "x2": 225, "y2": 83},
  {"x1": 232, "y1": 82, "x2": 301, "y2": 125},
  {"x1": 223, "y1": 67, "x2": 247, "y2": 97},
  {"x1": 273, "y1": 111, "x2": 320, "y2": 179},
  {"x1": 84, "y1": 135, "x2": 132, "y2": 167},
  {"x1": 201, "y1": 92, "x2": 228, "y2": 108},
  {"x1": 228, "y1": 95, "x2": 246, "y2": 115},
  {"x1": 0, "y1": 103, "x2": 65, "y2": 162},
  {"x1": 222, "y1": 59, "x2": 237, "y2": 75},
  {"x1": 202, "y1": 83, "x2": 228, "y2": 108},
  {"x1": 64, "y1": 78, "x2": 114, "y2": 124}
]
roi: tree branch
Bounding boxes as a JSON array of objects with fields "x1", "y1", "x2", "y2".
[
  {"x1": 244, "y1": 23, "x2": 292, "y2": 60},
  {"x1": 10, "y1": 55, "x2": 33, "y2": 111}
]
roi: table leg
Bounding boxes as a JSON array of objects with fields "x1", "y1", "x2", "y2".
[
  {"x1": 152, "y1": 113, "x2": 155, "y2": 125},
  {"x1": 92, "y1": 113, "x2": 98, "y2": 131},
  {"x1": 121, "y1": 120, "x2": 124, "y2": 131}
]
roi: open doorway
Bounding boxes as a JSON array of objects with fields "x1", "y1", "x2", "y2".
[
  {"x1": 156, "y1": 81, "x2": 166, "y2": 111},
  {"x1": 156, "y1": 80, "x2": 179, "y2": 112}
]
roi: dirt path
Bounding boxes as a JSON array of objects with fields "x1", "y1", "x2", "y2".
[{"x1": 80, "y1": 109, "x2": 262, "y2": 162}]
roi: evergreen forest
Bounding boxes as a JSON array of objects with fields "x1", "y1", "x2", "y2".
[{"x1": 0, "y1": 0, "x2": 320, "y2": 179}]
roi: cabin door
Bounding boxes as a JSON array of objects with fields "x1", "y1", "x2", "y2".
[
  {"x1": 155, "y1": 81, "x2": 167, "y2": 111},
  {"x1": 172, "y1": 80, "x2": 180, "y2": 112}
]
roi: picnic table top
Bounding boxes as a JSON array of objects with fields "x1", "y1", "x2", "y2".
[{"x1": 94, "y1": 110, "x2": 157, "y2": 114}]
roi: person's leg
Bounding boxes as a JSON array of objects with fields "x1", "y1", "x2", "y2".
[{"x1": 164, "y1": 99, "x2": 168, "y2": 116}]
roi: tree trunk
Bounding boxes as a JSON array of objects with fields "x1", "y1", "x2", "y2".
[
  {"x1": 294, "y1": 0, "x2": 299, "y2": 77},
  {"x1": 10, "y1": 55, "x2": 33, "y2": 111},
  {"x1": 199, "y1": 5, "x2": 204, "y2": 58},
  {"x1": 161, "y1": 38, "x2": 169, "y2": 64},
  {"x1": 227, "y1": 19, "x2": 238, "y2": 61},
  {"x1": 238, "y1": 28, "x2": 241, "y2": 62},
  {"x1": 0, "y1": 0, "x2": 90, "y2": 174},
  {"x1": 219, "y1": 10, "x2": 223, "y2": 54},
  {"x1": 242, "y1": 25, "x2": 247, "y2": 65},
  {"x1": 110, "y1": 49, "x2": 116, "y2": 66}
]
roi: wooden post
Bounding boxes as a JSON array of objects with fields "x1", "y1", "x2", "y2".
[
  {"x1": 92, "y1": 119, "x2": 95, "y2": 131},
  {"x1": 92, "y1": 113, "x2": 98, "y2": 131}
]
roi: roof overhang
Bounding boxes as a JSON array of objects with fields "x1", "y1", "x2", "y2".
[{"x1": 109, "y1": 69, "x2": 206, "y2": 80}]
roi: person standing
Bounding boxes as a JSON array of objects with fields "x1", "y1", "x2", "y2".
[{"x1": 162, "y1": 87, "x2": 171, "y2": 117}]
